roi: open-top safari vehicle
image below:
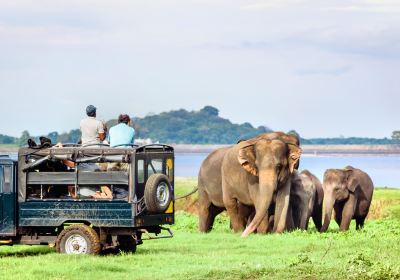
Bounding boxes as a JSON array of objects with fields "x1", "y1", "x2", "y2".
[{"x1": 0, "y1": 144, "x2": 174, "y2": 254}]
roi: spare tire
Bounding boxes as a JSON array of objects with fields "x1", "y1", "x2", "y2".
[{"x1": 144, "y1": 174, "x2": 173, "y2": 213}]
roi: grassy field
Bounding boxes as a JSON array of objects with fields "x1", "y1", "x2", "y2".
[
  {"x1": 0, "y1": 144, "x2": 18, "y2": 152},
  {"x1": 0, "y1": 178, "x2": 399, "y2": 280}
]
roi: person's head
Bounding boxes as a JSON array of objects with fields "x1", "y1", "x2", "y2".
[
  {"x1": 118, "y1": 114, "x2": 131, "y2": 125},
  {"x1": 86, "y1": 105, "x2": 96, "y2": 117}
]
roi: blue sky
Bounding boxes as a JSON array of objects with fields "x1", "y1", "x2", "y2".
[{"x1": 0, "y1": 0, "x2": 399, "y2": 138}]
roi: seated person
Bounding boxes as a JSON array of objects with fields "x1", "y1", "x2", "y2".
[
  {"x1": 107, "y1": 114, "x2": 135, "y2": 172},
  {"x1": 27, "y1": 186, "x2": 47, "y2": 199},
  {"x1": 107, "y1": 114, "x2": 135, "y2": 147},
  {"x1": 68, "y1": 185, "x2": 113, "y2": 199},
  {"x1": 113, "y1": 185, "x2": 129, "y2": 200}
]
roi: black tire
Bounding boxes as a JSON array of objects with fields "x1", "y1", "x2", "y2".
[
  {"x1": 144, "y1": 174, "x2": 173, "y2": 213},
  {"x1": 56, "y1": 224, "x2": 101, "y2": 255},
  {"x1": 118, "y1": 235, "x2": 137, "y2": 253}
]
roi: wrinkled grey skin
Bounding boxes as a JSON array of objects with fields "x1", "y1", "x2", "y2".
[
  {"x1": 198, "y1": 147, "x2": 228, "y2": 232},
  {"x1": 300, "y1": 170, "x2": 324, "y2": 231},
  {"x1": 197, "y1": 132, "x2": 301, "y2": 236},
  {"x1": 320, "y1": 166, "x2": 374, "y2": 232},
  {"x1": 286, "y1": 170, "x2": 323, "y2": 231}
]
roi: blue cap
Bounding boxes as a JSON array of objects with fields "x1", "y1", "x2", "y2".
[{"x1": 86, "y1": 105, "x2": 96, "y2": 115}]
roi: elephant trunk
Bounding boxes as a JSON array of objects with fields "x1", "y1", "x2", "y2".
[
  {"x1": 320, "y1": 195, "x2": 334, "y2": 233},
  {"x1": 241, "y1": 171, "x2": 276, "y2": 237}
]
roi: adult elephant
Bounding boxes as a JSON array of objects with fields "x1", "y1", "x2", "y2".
[
  {"x1": 287, "y1": 170, "x2": 323, "y2": 231},
  {"x1": 320, "y1": 166, "x2": 374, "y2": 232},
  {"x1": 198, "y1": 132, "x2": 301, "y2": 234},
  {"x1": 222, "y1": 135, "x2": 301, "y2": 237}
]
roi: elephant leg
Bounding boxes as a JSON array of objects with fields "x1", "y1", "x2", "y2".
[
  {"x1": 340, "y1": 195, "x2": 356, "y2": 231},
  {"x1": 285, "y1": 204, "x2": 295, "y2": 232},
  {"x1": 334, "y1": 204, "x2": 342, "y2": 227},
  {"x1": 273, "y1": 180, "x2": 291, "y2": 233},
  {"x1": 356, "y1": 217, "x2": 365, "y2": 230},
  {"x1": 237, "y1": 203, "x2": 254, "y2": 228},
  {"x1": 208, "y1": 204, "x2": 224, "y2": 231},
  {"x1": 198, "y1": 189, "x2": 217, "y2": 232},
  {"x1": 224, "y1": 196, "x2": 245, "y2": 233},
  {"x1": 311, "y1": 203, "x2": 323, "y2": 231}
]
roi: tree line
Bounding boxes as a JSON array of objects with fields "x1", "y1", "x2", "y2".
[{"x1": 1, "y1": 106, "x2": 400, "y2": 146}]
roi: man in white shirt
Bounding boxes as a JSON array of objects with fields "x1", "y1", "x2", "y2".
[{"x1": 80, "y1": 105, "x2": 106, "y2": 145}]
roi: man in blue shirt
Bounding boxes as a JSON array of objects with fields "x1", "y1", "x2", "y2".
[
  {"x1": 107, "y1": 114, "x2": 135, "y2": 174},
  {"x1": 107, "y1": 114, "x2": 135, "y2": 147}
]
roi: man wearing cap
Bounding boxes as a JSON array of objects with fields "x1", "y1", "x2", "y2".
[{"x1": 80, "y1": 105, "x2": 106, "y2": 145}]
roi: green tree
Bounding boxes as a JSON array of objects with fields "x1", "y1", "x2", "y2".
[
  {"x1": 57, "y1": 132, "x2": 70, "y2": 143},
  {"x1": 18, "y1": 130, "x2": 31, "y2": 147},
  {"x1": 68, "y1": 129, "x2": 81, "y2": 143},
  {"x1": 200, "y1": 106, "x2": 219, "y2": 116},
  {"x1": 0, "y1": 134, "x2": 17, "y2": 144},
  {"x1": 392, "y1": 131, "x2": 400, "y2": 140},
  {"x1": 47, "y1": 131, "x2": 59, "y2": 143}
]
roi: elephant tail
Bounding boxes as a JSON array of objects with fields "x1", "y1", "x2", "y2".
[{"x1": 174, "y1": 187, "x2": 199, "y2": 200}]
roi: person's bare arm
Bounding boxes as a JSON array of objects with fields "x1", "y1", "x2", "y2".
[
  {"x1": 99, "y1": 133, "x2": 106, "y2": 141},
  {"x1": 98, "y1": 121, "x2": 107, "y2": 141},
  {"x1": 101, "y1": 186, "x2": 113, "y2": 199}
]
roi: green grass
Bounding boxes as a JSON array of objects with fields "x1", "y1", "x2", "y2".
[
  {"x1": 0, "y1": 144, "x2": 18, "y2": 150},
  {"x1": 0, "y1": 179, "x2": 399, "y2": 280}
]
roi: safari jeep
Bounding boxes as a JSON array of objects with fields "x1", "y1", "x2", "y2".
[{"x1": 0, "y1": 144, "x2": 174, "y2": 254}]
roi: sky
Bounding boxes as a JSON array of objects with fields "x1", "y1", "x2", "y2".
[{"x1": 0, "y1": 0, "x2": 399, "y2": 138}]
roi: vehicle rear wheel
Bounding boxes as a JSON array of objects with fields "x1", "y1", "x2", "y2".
[
  {"x1": 117, "y1": 235, "x2": 137, "y2": 253},
  {"x1": 56, "y1": 224, "x2": 101, "y2": 255},
  {"x1": 144, "y1": 174, "x2": 173, "y2": 213}
]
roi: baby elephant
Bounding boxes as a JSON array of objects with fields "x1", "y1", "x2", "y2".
[
  {"x1": 320, "y1": 166, "x2": 374, "y2": 232},
  {"x1": 287, "y1": 170, "x2": 323, "y2": 231}
]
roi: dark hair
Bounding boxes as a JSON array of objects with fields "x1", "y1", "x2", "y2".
[
  {"x1": 118, "y1": 114, "x2": 130, "y2": 124},
  {"x1": 87, "y1": 111, "x2": 96, "y2": 117}
]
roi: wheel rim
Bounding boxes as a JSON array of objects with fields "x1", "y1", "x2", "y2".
[
  {"x1": 156, "y1": 182, "x2": 170, "y2": 207},
  {"x1": 65, "y1": 234, "x2": 88, "y2": 254}
]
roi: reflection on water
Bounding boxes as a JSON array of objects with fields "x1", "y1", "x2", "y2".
[{"x1": 175, "y1": 153, "x2": 400, "y2": 188}]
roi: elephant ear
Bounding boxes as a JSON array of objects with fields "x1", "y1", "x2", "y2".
[
  {"x1": 288, "y1": 144, "x2": 302, "y2": 173},
  {"x1": 346, "y1": 171, "x2": 359, "y2": 193},
  {"x1": 237, "y1": 139, "x2": 258, "y2": 176}
]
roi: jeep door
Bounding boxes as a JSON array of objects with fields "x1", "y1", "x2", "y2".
[{"x1": 0, "y1": 163, "x2": 16, "y2": 236}]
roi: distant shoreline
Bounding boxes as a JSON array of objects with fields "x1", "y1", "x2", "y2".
[
  {"x1": 2, "y1": 144, "x2": 400, "y2": 156},
  {"x1": 172, "y1": 144, "x2": 400, "y2": 156}
]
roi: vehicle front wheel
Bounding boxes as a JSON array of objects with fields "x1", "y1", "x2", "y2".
[{"x1": 56, "y1": 224, "x2": 101, "y2": 255}]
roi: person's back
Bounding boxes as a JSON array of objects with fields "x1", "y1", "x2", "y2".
[
  {"x1": 80, "y1": 105, "x2": 105, "y2": 145},
  {"x1": 108, "y1": 114, "x2": 135, "y2": 147}
]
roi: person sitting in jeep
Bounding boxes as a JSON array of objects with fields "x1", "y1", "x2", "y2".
[
  {"x1": 80, "y1": 105, "x2": 106, "y2": 145},
  {"x1": 107, "y1": 114, "x2": 135, "y2": 148},
  {"x1": 68, "y1": 185, "x2": 113, "y2": 199}
]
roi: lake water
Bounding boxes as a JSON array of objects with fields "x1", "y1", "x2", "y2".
[{"x1": 175, "y1": 153, "x2": 400, "y2": 188}]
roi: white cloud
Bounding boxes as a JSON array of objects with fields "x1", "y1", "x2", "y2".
[{"x1": 323, "y1": 0, "x2": 400, "y2": 13}]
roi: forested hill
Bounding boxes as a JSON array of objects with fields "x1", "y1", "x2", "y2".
[
  {"x1": 2, "y1": 106, "x2": 400, "y2": 145},
  {"x1": 108, "y1": 106, "x2": 271, "y2": 144}
]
